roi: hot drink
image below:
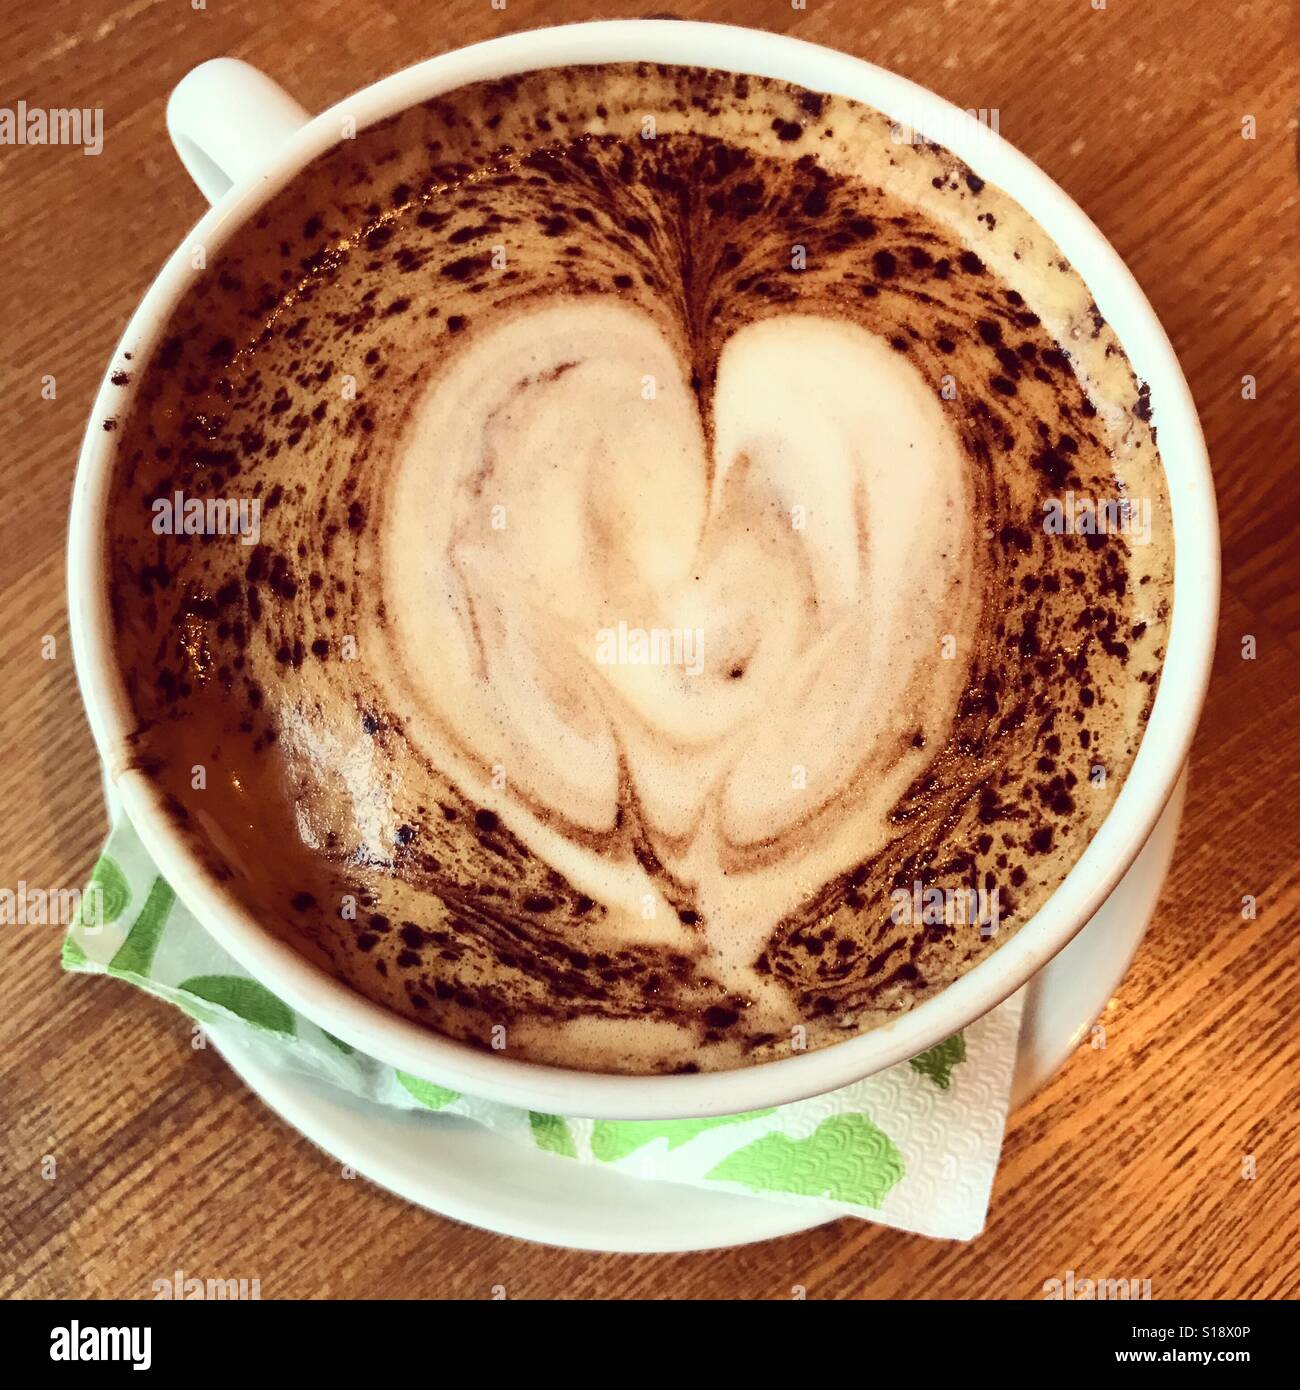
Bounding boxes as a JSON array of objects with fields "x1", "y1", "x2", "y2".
[{"x1": 104, "y1": 63, "x2": 1172, "y2": 1073}]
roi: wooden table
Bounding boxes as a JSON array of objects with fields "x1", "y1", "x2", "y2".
[{"x1": 2, "y1": 0, "x2": 1296, "y2": 1300}]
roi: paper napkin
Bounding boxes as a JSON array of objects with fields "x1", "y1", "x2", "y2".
[{"x1": 62, "y1": 815, "x2": 1024, "y2": 1239}]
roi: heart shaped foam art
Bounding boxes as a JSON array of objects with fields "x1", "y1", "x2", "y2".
[{"x1": 383, "y1": 298, "x2": 977, "y2": 987}]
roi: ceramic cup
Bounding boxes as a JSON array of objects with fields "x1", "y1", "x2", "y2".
[{"x1": 68, "y1": 20, "x2": 1219, "y2": 1119}]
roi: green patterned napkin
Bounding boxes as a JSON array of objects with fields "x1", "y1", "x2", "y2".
[{"x1": 63, "y1": 815, "x2": 1024, "y2": 1238}]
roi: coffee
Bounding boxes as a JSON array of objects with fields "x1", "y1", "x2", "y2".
[{"x1": 104, "y1": 63, "x2": 1172, "y2": 1073}]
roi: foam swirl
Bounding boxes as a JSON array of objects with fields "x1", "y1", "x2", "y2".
[{"x1": 381, "y1": 298, "x2": 978, "y2": 971}]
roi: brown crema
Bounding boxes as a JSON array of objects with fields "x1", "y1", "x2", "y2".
[{"x1": 104, "y1": 64, "x2": 1172, "y2": 1074}]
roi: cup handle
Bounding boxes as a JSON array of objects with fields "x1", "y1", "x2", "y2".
[{"x1": 166, "y1": 58, "x2": 311, "y2": 205}]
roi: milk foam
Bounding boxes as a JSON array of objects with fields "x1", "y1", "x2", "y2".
[{"x1": 381, "y1": 298, "x2": 977, "y2": 985}]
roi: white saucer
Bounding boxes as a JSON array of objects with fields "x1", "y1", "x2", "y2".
[{"x1": 203, "y1": 769, "x2": 1187, "y2": 1252}]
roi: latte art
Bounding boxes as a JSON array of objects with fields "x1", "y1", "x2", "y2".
[
  {"x1": 105, "y1": 64, "x2": 1172, "y2": 1073},
  {"x1": 381, "y1": 301, "x2": 977, "y2": 956}
]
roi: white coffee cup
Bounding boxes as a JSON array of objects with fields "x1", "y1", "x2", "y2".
[{"x1": 68, "y1": 20, "x2": 1219, "y2": 1119}]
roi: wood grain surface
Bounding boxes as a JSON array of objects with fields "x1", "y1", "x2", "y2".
[{"x1": 1, "y1": 0, "x2": 1297, "y2": 1300}]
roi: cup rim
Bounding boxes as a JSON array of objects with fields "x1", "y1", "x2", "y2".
[{"x1": 68, "y1": 19, "x2": 1219, "y2": 1119}]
